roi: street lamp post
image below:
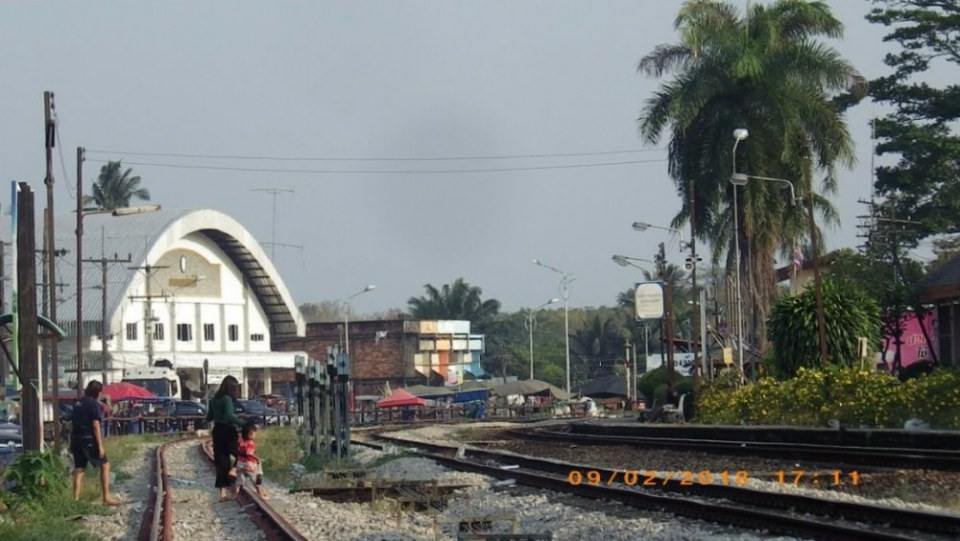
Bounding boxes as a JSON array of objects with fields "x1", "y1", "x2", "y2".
[
  {"x1": 75, "y1": 147, "x2": 161, "y2": 395},
  {"x1": 613, "y1": 255, "x2": 655, "y2": 404},
  {"x1": 343, "y1": 285, "x2": 376, "y2": 358},
  {"x1": 731, "y1": 128, "x2": 813, "y2": 377},
  {"x1": 532, "y1": 259, "x2": 574, "y2": 393},
  {"x1": 526, "y1": 298, "x2": 560, "y2": 380},
  {"x1": 731, "y1": 130, "x2": 749, "y2": 383}
]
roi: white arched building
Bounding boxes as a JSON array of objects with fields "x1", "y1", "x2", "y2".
[{"x1": 59, "y1": 208, "x2": 306, "y2": 398}]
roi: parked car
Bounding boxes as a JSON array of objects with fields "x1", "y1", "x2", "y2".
[
  {"x1": 235, "y1": 399, "x2": 281, "y2": 425},
  {"x1": 0, "y1": 421, "x2": 21, "y2": 446}
]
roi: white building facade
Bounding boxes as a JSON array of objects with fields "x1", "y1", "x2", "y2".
[{"x1": 60, "y1": 209, "x2": 305, "y2": 398}]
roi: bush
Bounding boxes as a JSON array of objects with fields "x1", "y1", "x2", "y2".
[
  {"x1": 696, "y1": 367, "x2": 960, "y2": 429},
  {"x1": 638, "y1": 366, "x2": 691, "y2": 405},
  {"x1": 768, "y1": 278, "x2": 880, "y2": 377},
  {"x1": 2, "y1": 451, "x2": 67, "y2": 504}
]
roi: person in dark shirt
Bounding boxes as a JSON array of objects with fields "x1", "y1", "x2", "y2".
[
  {"x1": 206, "y1": 375, "x2": 245, "y2": 501},
  {"x1": 71, "y1": 380, "x2": 120, "y2": 505}
]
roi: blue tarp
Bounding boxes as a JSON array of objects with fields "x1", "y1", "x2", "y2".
[{"x1": 452, "y1": 389, "x2": 488, "y2": 404}]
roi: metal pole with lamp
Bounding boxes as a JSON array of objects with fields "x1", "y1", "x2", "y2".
[
  {"x1": 526, "y1": 298, "x2": 560, "y2": 380},
  {"x1": 342, "y1": 284, "x2": 375, "y2": 424},
  {"x1": 731, "y1": 129, "x2": 749, "y2": 383},
  {"x1": 532, "y1": 259, "x2": 574, "y2": 393},
  {"x1": 731, "y1": 128, "x2": 809, "y2": 375},
  {"x1": 612, "y1": 255, "x2": 656, "y2": 405},
  {"x1": 75, "y1": 146, "x2": 161, "y2": 395}
]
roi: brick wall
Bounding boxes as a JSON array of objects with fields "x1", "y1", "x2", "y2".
[{"x1": 274, "y1": 319, "x2": 426, "y2": 395}]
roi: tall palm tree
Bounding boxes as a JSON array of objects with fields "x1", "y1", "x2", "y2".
[
  {"x1": 407, "y1": 278, "x2": 501, "y2": 332},
  {"x1": 83, "y1": 161, "x2": 151, "y2": 210},
  {"x1": 638, "y1": 0, "x2": 861, "y2": 352}
]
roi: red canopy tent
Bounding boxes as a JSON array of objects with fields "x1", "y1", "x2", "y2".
[
  {"x1": 377, "y1": 388, "x2": 427, "y2": 409},
  {"x1": 101, "y1": 382, "x2": 156, "y2": 401}
]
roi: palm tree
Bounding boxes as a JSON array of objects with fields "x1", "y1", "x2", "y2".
[
  {"x1": 83, "y1": 161, "x2": 151, "y2": 210},
  {"x1": 638, "y1": 0, "x2": 861, "y2": 352},
  {"x1": 407, "y1": 278, "x2": 501, "y2": 332},
  {"x1": 570, "y1": 314, "x2": 626, "y2": 382}
]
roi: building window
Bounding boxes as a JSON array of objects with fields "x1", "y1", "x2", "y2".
[
  {"x1": 125, "y1": 323, "x2": 138, "y2": 341},
  {"x1": 250, "y1": 333, "x2": 264, "y2": 342},
  {"x1": 203, "y1": 323, "x2": 215, "y2": 342},
  {"x1": 176, "y1": 323, "x2": 193, "y2": 342},
  {"x1": 228, "y1": 324, "x2": 239, "y2": 342},
  {"x1": 154, "y1": 323, "x2": 164, "y2": 341}
]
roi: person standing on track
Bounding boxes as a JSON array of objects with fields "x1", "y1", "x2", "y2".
[
  {"x1": 206, "y1": 375, "x2": 245, "y2": 501},
  {"x1": 70, "y1": 380, "x2": 120, "y2": 505}
]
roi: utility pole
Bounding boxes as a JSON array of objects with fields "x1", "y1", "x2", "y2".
[
  {"x1": 251, "y1": 188, "x2": 294, "y2": 259},
  {"x1": 128, "y1": 264, "x2": 170, "y2": 367},
  {"x1": 43, "y1": 92, "x2": 62, "y2": 433},
  {"x1": 656, "y1": 242, "x2": 676, "y2": 400},
  {"x1": 687, "y1": 177, "x2": 704, "y2": 381},
  {"x1": 75, "y1": 147, "x2": 84, "y2": 399},
  {"x1": 84, "y1": 253, "x2": 132, "y2": 383},
  {"x1": 16, "y1": 182, "x2": 42, "y2": 451}
]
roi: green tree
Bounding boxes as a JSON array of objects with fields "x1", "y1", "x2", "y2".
[
  {"x1": 570, "y1": 314, "x2": 627, "y2": 383},
  {"x1": 638, "y1": 0, "x2": 862, "y2": 353},
  {"x1": 83, "y1": 161, "x2": 151, "y2": 210},
  {"x1": 767, "y1": 278, "x2": 881, "y2": 377},
  {"x1": 867, "y1": 1, "x2": 960, "y2": 239},
  {"x1": 407, "y1": 278, "x2": 501, "y2": 332}
]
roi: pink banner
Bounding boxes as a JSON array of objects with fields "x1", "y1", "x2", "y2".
[{"x1": 881, "y1": 312, "x2": 937, "y2": 369}]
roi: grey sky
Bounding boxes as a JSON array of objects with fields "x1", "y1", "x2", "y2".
[{"x1": 0, "y1": 1, "x2": 943, "y2": 315}]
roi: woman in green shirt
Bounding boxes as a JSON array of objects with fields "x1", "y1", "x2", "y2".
[{"x1": 207, "y1": 375, "x2": 244, "y2": 500}]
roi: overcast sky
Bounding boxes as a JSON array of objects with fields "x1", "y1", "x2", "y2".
[{"x1": 0, "y1": 1, "x2": 946, "y2": 315}]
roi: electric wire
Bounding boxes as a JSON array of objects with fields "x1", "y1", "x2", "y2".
[
  {"x1": 84, "y1": 158, "x2": 668, "y2": 175},
  {"x1": 84, "y1": 147, "x2": 666, "y2": 162}
]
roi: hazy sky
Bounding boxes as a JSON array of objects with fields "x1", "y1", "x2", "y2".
[{"x1": 0, "y1": 1, "x2": 945, "y2": 315}]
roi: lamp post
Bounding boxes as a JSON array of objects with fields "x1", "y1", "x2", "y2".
[
  {"x1": 343, "y1": 285, "x2": 376, "y2": 357},
  {"x1": 75, "y1": 147, "x2": 162, "y2": 396},
  {"x1": 526, "y1": 298, "x2": 560, "y2": 380},
  {"x1": 731, "y1": 129, "x2": 749, "y2": 383},
  {"x1": 532, "y1": 259, "x2": 574, "y2": 393},
  {"x1": 731, "y1": 137, "x2": 821, "y2": 369},
  {"x1": 613, "y1": 255, "x2": 655, "y2": 403}
]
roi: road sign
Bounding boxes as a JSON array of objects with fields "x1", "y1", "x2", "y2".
[{"x1": 634, "y1": 282, "x2": 665, "y2": 320}]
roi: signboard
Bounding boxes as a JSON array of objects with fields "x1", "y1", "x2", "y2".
[
  {"x1": 722, "y1": 347, "x2": 733, "y2": 365},
  {"x1": 634, "y1": 282, "x2": 664, "y2": 320}
]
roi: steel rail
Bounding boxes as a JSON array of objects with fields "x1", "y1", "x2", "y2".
[
  {"x1": 136, "y1": 437, "x2": 193, "y2": 541},
  {"x1": 198, "y1": 440, "x2": 308, "y2": 541},
  {"x1": 362, "y1": 434, "x2": 960, "y2": 541},
  {"x1": 516, "y1": 428, "x2": 960, "y2": 470}
]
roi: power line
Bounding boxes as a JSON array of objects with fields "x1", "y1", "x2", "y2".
[
  {"x1": 84, "y1": 147, "x2": 666, "y2": 162},
  {"x1": 84, "y1": 158, "x2": 668, "y2": 175}
]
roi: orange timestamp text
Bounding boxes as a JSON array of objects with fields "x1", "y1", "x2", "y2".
[{"x1": 566, "y1": 469, "x2": 750, "y2": 487}]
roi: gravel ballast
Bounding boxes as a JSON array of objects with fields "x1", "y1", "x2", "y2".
[
  {"x1": 386, "y1": 424, "x2": 960, "y2": 514},
  {"x1": 79, "y1": 442, "x2": 155, "y2": 540},
  {"x1": 165, "y1": 440, "x2": 265, "y2": 541},
  {"x1": 272, "y1": 443, "x2": 795, "y2": 541}
]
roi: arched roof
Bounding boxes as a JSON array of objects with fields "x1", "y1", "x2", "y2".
[{"x1": 57, "y1": 208, "x2": 304, "y2": 338}]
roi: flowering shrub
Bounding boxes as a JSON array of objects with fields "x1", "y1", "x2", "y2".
[{"x1": 696, "y1": 367, "x2": 960, "y2": 429}]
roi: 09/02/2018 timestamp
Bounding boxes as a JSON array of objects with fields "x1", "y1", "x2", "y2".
[{"x1": 566, "y1": 469, "x2": 861, "y2": 488}]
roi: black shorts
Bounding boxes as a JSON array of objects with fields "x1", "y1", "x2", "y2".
[{"x1": 71, "y1": 436, "x2": 108, "y2": 469}]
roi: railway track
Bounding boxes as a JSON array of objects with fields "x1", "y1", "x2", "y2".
[
  {"x1": 514, "y1": 426, "x2": 960, "y2": 470},
  {"x1": 361, "y1": 432, "x2": 960, "y2": 541},
  {"x1": 136, "y1": 437, "x2": 307, "y2": 541}
]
